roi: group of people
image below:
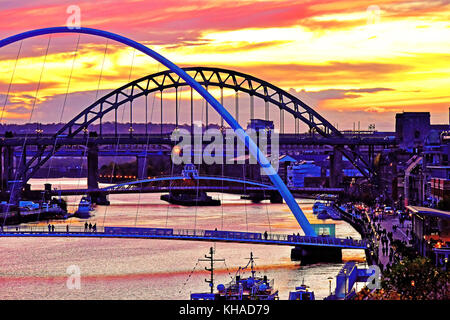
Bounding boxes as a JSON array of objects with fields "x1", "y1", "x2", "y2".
[
  {"x1": 84, "y1": 222, "x2": 97, "y2": 232},
  {"x1": 47, "y1": 223, "x2": 97, "y2": 232}
]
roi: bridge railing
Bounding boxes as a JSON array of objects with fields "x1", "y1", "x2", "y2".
[
  {"x1": 0, "y1": 225, "x2": 104, "y2": 233},
  {"x1": 0, "y1": 225, "x2": 367, "y2": 248}
]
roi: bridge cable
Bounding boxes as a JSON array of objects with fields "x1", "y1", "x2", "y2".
[
  {"x1": 0, "y1": 41, "x2": 22, "y2": 223},
  {"x1": 7, "y1": 35, "x2": 52, "y2": 216},
  {"x1": 258, "y1": 141, "x2": 272, "y2": 233},
  {"x1": 220, "y1": 87, "x2": 224, "y2": 230},
  {"x1": 72, "y1": 39, "x2": 108, "y2": 227},
  {"x1": 0, "y1": 41, "x2": 22, "y2": 124},
  {"x1": 101, "y1": 47, "x2": 135, "y2": 228},
  {"x1": 242, "y1": 161, "x2": 249, "y2": 233},
  {"x1": 164, "y1": 85, "x2": 180, "y2": 228},
  {"x1": 192, "y1": 85, "x2": 208, "y2": 230},
  {"x1": 135, "y1": 63, "x2": 160, "y2": 227},
  {"x1": 42, "y1": 35, "x2": 81, "y2": 218}
]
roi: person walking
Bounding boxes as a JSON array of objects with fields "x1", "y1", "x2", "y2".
[
  {"x1": 84, "y1": 222, "x2": 88, "y2": 232},
  {"x1": 48, "y1": 224, "x2": 51, "y2": 233},
  {"x1": 51, "y1": 225, "x2": 55, "y2": 232},
  {"x1": 66, "y1": 225, "x2": 69, "y2": 233}
]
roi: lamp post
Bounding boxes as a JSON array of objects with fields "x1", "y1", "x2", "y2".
[
  {"x1": 344, "y1": 269, "x2": 348, "y2": 298},
  {"x1": 327, "y1": 277, "x2": 333, "y2": 296}
]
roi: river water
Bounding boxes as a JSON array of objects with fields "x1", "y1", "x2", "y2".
[{"x1": 0, "y1": 178, "x2": 366, "y2": 300}]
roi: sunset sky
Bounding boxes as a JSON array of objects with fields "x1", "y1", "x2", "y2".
[{"x1": 0, "y1": 0, "x2": 449, "y2": 131}]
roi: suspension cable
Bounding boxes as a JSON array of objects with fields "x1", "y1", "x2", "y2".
[
  {"x1": 1, "y1": 41, "x2": 22, "y2": 224},
  {"x1": 74, "y1": 39, "x2": 108, "y2": 226},
  {"x1": 135, "y1": 63, "x2": 160, "y2": 227},
  {"x1": 43, "y1": 35, "x2": 81, "y2": 216},
  {"x1": 102, "y1": 47, "x2": 135, "y2": 228},
  {"x1": 0, "y1": 41, "x2": 22, "y2": 123},
  {"x1": 7, "y1": 35, "x2": 52, "y2": 216}
]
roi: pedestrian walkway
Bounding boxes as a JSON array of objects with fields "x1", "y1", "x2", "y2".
[{"x1": 372, "y1": 214, "x2": 412, "y2": 270}]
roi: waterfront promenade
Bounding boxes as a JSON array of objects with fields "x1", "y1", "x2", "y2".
[{"x1": 372, "y1": 214, "x2": 412, "y2": 270}]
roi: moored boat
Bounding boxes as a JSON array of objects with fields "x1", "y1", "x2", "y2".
[
  {"x1": 161, "y1": 191, "x2": 221, "y2": 206},
  {"x1": 289, "y1": 285, "x2": 315, "y2": 300},
  {"x1": 190, "y1": 249, "x2": 278, "y2": 300},
  {"x1": 76, "y1": 196, "x2": 93, "y2": 217}
]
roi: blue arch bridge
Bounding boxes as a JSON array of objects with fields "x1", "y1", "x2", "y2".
[
  {"x1": 0, "y1": 225, "x2": 368, "y2": 263},
  {"x1": 0, "y1": 27, "x2": 375, "y2": 263}
]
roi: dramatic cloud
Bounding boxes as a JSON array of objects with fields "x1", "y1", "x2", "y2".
[{"x1": 0, "y1": 0, "x2": 448, "y2": 131}]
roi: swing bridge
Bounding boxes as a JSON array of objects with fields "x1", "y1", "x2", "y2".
[{"x1": 0, "y1": 27, "x2": 383, "y2": 255}]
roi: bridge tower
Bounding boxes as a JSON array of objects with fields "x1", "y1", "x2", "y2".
[
  {"x1": 136, "y1": 154, "x2": 148, "y2": 180},
  {"x1": 2, "y1": 146, "x2": 14, "y2": 190},
  {"x1": 87, "y1": 143, "x2": 99, "y2": 190},
  {"x1": 329, "y1": 147, "x2": 343, "y2": 187}
]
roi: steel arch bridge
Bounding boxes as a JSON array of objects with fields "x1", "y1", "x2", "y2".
[
  {"x1": 10, "y1": 66, "x2": 372, "y2": 188},
  {"x1": 53, "y1": 66, "x2": 372, "y2": 178},
  {"x1": 101, "y1": 175, "x2": 276, "y2": 192},
  {"x1": 0, "y1": 27, "x2": 316, "y2": 236}
]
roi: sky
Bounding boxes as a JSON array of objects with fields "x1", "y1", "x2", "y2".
[{"x1": 0, "y1": 0, "x2": 449, "y2": 131}]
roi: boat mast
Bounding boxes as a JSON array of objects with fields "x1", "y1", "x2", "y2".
[
  {"x1": 249, "y1": 252, "x2": 257, "y2": 279},
  {"x1": 199, "y1": 247, "x2": 224, "y2": 294}
]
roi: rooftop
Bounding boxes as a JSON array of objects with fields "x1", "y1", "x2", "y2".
[{"x1": 406, "y1": 206, "x2": 450, "y2": 220}]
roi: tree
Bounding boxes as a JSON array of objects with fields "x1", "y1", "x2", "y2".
[{"x1": 356, "y1": 257, "x2": 449, "y2": 300}]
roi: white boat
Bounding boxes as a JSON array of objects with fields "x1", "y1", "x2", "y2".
[{"x1": 76, "y1": 196, "x2": 93, "y2": 216}]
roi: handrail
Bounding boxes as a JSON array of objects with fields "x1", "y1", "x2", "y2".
[{"x1": 0, "y1": 225, "x2": 367, "y2": 248}]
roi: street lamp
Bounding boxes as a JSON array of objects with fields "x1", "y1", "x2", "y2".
[
  {"x1": 344, "y1": 269, "x2": 348, "y2": 297},
  {"x1": 327, "y1": 277, "x2": 333, "y2": 296}
]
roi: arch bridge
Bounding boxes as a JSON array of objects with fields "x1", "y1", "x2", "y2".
[{"x1": 0, "y1": 27, "x2": 376, "y2": 239}]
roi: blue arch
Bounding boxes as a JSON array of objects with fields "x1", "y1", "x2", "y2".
[
  {"x1": 0, "y1": 27, "x2": 316, "y2": 236},
  {"x1": 102, "y1": 176, "x2": 276, "y2": 191}
]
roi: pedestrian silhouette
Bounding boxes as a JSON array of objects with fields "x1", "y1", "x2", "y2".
[{"x1": 84, "y1": 222, "x2": 88, "y2": 231}]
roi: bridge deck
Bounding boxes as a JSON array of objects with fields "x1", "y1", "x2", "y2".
[{"x1": 0, "y1": 226, "x2": 367, "y2": 249}]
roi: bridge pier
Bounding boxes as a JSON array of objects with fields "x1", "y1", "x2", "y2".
[
  {"x1": 136, "y1": 154, "x2": 148, "y2": 180},
  {"x1": 329, "y1": 147, "x2": 343, "y2": 188},
  {"x1": 2, "y1": 146, "x2": 14, "y2": 190},
  {"x1": 87, "y1": 143, "x2": 99, "y2": 190},
  {"x1": 270, "y1": 192, "x2": 283, "y2": 203},
  {"x1": 291, "y1": 245, "x2": 342, "y2": 264},
  {"x1": 86, "y1": 143, "x2": 111, "y2": 205}
]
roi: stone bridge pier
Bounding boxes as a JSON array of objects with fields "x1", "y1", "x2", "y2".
[{"x1": 329, "y1": 147, "x2": 343, "y2": 188}]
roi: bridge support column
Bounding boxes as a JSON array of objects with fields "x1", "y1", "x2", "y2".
[
  {"x1": 329, "y1": 147, "x2": 343, "y2": 188},
  {"x1": 136, "y1": 155, "x2": 148, "y2": 180},
  {"x1": 0, "y1": 147, "x2": 3, "y2": 191},
  {"x1": 87, "y1": 144, "x2": 99, "y2": 190},
  {"x1": 2, "y1": 146, "x2": 14, "y2": 189},
  {"x1": 87, "y1": 144, "x2": 109, "y2": 205},
  {"x1": 291, "y1": 245, "x2": 342, "y2": 264},
  {"x1": 270, "y1": 192, "x2": 283, "y2": 203}
]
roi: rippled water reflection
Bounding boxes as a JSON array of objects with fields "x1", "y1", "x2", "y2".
[{"x1": 0, "y1": 178, "x2": 366, "y2": 299}]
